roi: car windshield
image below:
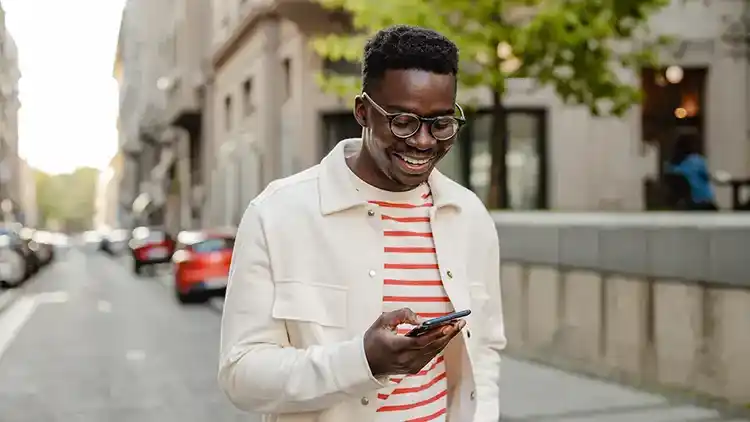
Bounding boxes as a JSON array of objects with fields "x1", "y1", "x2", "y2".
[{"x1": 191, "y1": 238, "x2": 235, "y2": 253}]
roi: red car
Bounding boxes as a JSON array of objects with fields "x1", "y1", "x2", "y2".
[
  {"x1": 129, "y1": 227, "x2": 176, "y2": 275},
  {"x1": 172, "y1": 230, "x2": 235, "y2": 304}
]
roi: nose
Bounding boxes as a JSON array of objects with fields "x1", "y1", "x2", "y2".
[{"x1": 407, "y1": 123, "x2": 437, "y2": 151}]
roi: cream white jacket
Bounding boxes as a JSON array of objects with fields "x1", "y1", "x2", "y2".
[{"x1": 218, "y1": 139, "x2": 506, "y2": 422}]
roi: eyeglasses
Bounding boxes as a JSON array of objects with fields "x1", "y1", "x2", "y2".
[{"x1": 361, "y1": 92, "x2": 466, "y2": 141}]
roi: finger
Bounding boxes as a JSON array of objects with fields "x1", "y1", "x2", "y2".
[
  {"x1": 389, "y1": 325, "x2": 447, "y2": 352},
  {"x1": 414, "y1": 320, "x2": 464, "y2": 347},
  {"x1": 419, "y1": 321, "x2": 465, "y2": 350},
  {"x1": 380, "y1": 308, "x2": 420, "y2": 328}
]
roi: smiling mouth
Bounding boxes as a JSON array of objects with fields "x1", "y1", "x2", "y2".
[{"x1": 393, "y1": 152, "x2": 434, "y2": 172}]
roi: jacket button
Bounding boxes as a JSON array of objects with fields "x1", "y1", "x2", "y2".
[
  {"x1": 446, "y1": 270, "x2": 453, "y2": 279},
  {"x1": 470, "y1": 390, "x2": 476, "y2": 400},
  {"x1": 361, "y1": 397, "x2": 369, "y2": 406},
  {"x1": 467, "y1": 329, "x2": 471, "y2": 338},
  {"x1": 368, "y1": 270, "x2": 376, "y2": 277},
  {"x1": 367, "y1": 209, "x2": 375, "y2": 216}
]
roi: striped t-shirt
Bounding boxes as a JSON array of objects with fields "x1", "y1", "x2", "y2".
[{"x1": 349, "y1": 173, "x2": 453, "y2": 422}]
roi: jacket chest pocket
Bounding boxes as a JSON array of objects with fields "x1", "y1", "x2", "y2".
[{"x1": 271, "y1": 280, "x2": 348, "y2": 328}]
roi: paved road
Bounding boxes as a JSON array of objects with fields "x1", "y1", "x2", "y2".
[
  {"x1": 0, "y1": 249, "x2": 746, "y2": 422},
  {"x1": 0, "y1": 249, "x2": 252, "y2": 422}
]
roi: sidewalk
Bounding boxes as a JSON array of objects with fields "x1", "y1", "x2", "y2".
[{"x1": 498, "y1": 358, "x2": 748, "y2": 421}]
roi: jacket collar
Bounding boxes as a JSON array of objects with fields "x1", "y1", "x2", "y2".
[{"x1": 318, "y1": 138, "x2": 464, "y2": 215}]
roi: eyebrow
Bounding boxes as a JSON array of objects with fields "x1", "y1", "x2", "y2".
[{"x1": 384, "y1": 104, "x2": 456, "y2": 117}]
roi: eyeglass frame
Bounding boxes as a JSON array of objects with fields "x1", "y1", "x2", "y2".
[{"x1": 360, "y1": 92, "x2": 467, "y2": 141}]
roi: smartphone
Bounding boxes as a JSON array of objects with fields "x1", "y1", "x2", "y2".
[{"x1": 405, "y1": 309, "x2": 471, "y2": 337}]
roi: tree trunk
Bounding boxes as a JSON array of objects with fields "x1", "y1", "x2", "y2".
[{"x1": 486, "y1": 90, "x2": 508, "y2": 209}]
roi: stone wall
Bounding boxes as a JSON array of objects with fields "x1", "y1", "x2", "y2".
[{"x1": 494, "y1": 212, "x2": 750, "y2": 405}]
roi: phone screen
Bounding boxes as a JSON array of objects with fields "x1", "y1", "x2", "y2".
[{"x1": 405, "y1": 309, "x2": 471, "y2": 337}]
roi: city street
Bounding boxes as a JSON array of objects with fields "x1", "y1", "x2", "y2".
[{"x1": 0, "y1": 248, "x2": 747, "y2": 422}]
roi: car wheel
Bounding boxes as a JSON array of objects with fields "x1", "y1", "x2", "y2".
[{"x1": 175, "y1": 284, "x2": 207, "y2": 304}]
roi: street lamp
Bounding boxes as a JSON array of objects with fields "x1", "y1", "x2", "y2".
[{"x1": 665, "y1": 66, "x2": 684, "y2": 84}]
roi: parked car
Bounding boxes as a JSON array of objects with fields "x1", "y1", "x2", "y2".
[
  {"x1": 31, "y1": 230, "x2": 56, "y2": 266},
  {"x1": 99, "y1": 229, "x2": 129, "y2": 256},
  {"x1": 17, "y1": 227, "x2": 42, "y2": 275},
  {"x1": 129, "y1": 226, "x2": 175, "y2": 275},
  {"x1": 172, "y1": 230, "x2": 235, "y2": 304},
  {"x1": 0, "y1": 229, "x2": 31, "y2": 288}
]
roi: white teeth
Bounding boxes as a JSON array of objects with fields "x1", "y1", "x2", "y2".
[{"x1": 397, "y1": 154, "x2": 431, "y2": 165}]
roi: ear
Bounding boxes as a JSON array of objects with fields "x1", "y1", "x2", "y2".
[{"x1": 353, "y1": 95, "x2": 367, "y2": 127}]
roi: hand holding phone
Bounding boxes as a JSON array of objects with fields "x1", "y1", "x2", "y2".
[
  {"x1": 405, "y1": 310, "x2": 471, "y2": 337},
  {"x1": 363, "y1": 308, "x2": 468, "y2": 377}
]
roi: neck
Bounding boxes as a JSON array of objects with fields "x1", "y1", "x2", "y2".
[{"x1": 346, "y1": 149, "x2": 415, "y2": 192}]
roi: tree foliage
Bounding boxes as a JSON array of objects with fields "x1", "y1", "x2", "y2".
[
  {"x1": 34, "y1": 167, "x2": 98, "y2": 232},
  {"x1": 312, "y1": 0, "x2": 671, "y2": 116}
]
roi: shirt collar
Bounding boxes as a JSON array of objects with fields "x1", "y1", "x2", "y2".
[{"x1": 318, "y1": 138, "x2": 464, "y2": 215}]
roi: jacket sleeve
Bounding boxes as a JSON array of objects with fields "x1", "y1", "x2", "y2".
[
  {"x1": 218, "y1": 203, "x2": 386, "y2": 414},
  {"x1": 472, "y1": 215, "x2": 507, "y2": 422}
]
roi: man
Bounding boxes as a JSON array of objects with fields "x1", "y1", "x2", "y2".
[{"x1": 219, "y1": 25, "x2": 506, "y2": 422}]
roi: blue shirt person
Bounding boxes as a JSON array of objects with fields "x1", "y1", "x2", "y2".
[{"x1": 666, "y1": 152, "x2": 715, "y2": 204}]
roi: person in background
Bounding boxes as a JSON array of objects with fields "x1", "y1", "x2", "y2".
[
  {"x1": 218, "y1": 25, "x2": 506, "y2": 422},
  {"x1": 665, "y1": 133, "x2": 718, "y2": 211}
]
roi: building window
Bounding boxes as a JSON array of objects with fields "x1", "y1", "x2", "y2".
[
  {"x1": 282, "y1": 58, "x2": 291, "y2": 101},
  {"x1": 466, "y1": 110, "x2": 547, "y2": 209},
  {"x1": 224, "y1": 95, "x2": 233, "y2": 131},
  {"x1": 242, "y1": 78, "x2": 254, "y2": 116},
  {"x1": 321, "y1": 113, "x2": 362, "y2": 158}
]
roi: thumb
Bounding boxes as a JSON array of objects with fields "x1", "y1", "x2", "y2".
[{"x1": 380, "y1": 308, "x2": 420, "y2": 328}]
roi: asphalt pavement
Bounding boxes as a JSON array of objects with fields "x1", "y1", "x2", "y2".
[{"x1": 0, "y1": 248, "x2": 746, "y2": 422}]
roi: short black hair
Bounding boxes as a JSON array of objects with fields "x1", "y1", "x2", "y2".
[{"x1": 362, "y1": 25, "x2": 459, "y2": 93}]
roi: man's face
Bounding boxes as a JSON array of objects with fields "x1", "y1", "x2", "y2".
[{"x1": 354, "y1": 69, "x2": 458, "y2": 191}]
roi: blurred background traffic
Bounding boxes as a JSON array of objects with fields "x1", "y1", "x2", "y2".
[{"x1": 0, "y1": 0, "x2": 749, "y2": 421}]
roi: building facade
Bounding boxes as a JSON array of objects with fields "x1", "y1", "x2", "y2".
[
  {"x1": 119, "y1": 0, "x2": 750, "y2": 231},
  {"x1": 208, "y1": 0, "x2": 750, "y2": 218},
  {"x1": 0, "y1": 2, "x2": 21, "y2": 222},
  {"x1": 115, "y1": 0, "x2": 213, "y2": 232},
  {"x1": 207, "y1": 0, "x2": 353, "y2": 227},
  {"x1": 16, "y1": 158, "x2": 37, "y2": 228},
  {"x1": 94, "y1": 153, "x2": 124, "y2": 231}
]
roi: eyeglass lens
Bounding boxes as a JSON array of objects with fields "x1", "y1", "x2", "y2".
[{"x1": 390, "y1": 114, "x2": 459, "y2": 141}]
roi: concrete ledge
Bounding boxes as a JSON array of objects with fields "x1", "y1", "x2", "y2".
[
  {"x1": 492, "y1": 212, "x2": 750, "y2": 286},
  {"x1": 501, "y1": 261, "x2": 750, "y2": 407}
]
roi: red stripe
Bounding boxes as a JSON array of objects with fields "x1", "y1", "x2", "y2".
[
  {"x1": 392, "y1": 372, "x2": 447, "y2": 395},
  {"x1": 384, "y1": 279, "x2": 443, "y2": 286},
  {"x1": 382, "y1": 215, "x2": 430, "y2": 223},
  {"x1": 384, "y1": 263, "x2": 439, "y2": 270},
  {"x1": 384, "y1": 230, "x2": 433, "y2": 238},
  {"x1": 377, "y1": 371, "x2": 447, "y2": 400},
  {"x1": 369, "y1": 200, "x2": 433, "y2": 208},
  {"x1": 421, "y1": 191, "x2": 431, "y2": 199},
  {"x1": 376, "y1": 389, "x2": 448, "y2": 412},
  {"x1": 384, "y1": 296, "x2": 450, "y2": 303},
  {"x1": 384, "y1": 246, "x2": 436, "y2": 253}
]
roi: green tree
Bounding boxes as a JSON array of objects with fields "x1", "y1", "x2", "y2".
[
  {"x1": 34, "y1": 167, "x2": 98, "y2": 232},
  {"x1": 311, "y1": 0, "x2": 671, "y2": 208}
]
